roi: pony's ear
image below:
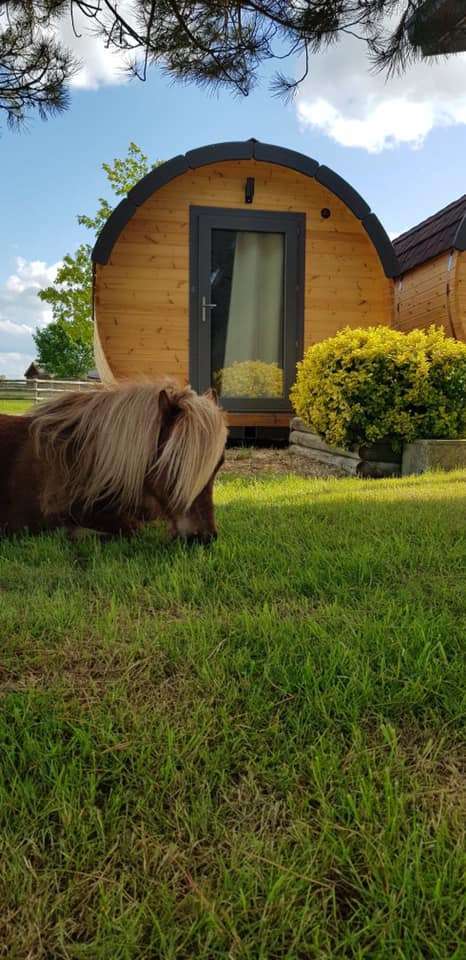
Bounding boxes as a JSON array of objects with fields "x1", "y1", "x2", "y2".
[
  {"x1": 159, "y1": 388, "x2": 181, "y2": 422},
  {"x1": 158, "y1": 389, "x2": 172, "y2": 418},
  {"x1": 205, "y1": 387, "x2": 219, "y2": 406}
]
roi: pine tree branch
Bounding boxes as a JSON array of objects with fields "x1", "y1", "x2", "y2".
[{"x1": 0, "y1": 1, "x2": 446, "y2": 130}]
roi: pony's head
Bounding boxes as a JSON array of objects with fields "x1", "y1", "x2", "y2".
[
  {"x1": 149, "y1": 384, "x2": 227, "y2": 543},
  {"x1": 30, "y1": 381, "x2": 227, "y2": 543}
]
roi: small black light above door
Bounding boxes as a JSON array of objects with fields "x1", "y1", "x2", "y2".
[{"x1": 245, "y1": 177, "x2": 255, "y2": 204}]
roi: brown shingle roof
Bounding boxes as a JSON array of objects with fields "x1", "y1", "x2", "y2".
[
  {"x1": 393, "y1": 194, "x2": 466, "y2": 273},
  {"x1": 409, "y1": 0, "x2": 466, "y2": 56}
]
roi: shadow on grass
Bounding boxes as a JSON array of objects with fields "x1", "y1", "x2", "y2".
[
  {"x1": 1, "y1": 470, "x2": 465, "y2": 565},
  {"x1": 0, "y1": 474, "x2": 464, "y2": 620}
]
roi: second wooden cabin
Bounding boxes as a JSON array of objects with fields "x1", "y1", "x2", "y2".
[
  {"x1": 393, "y1": 195, "x2": 466, "y2": 342},
  {"x1": 92, "y1": 138, "x2": 398, "y2": 437}
]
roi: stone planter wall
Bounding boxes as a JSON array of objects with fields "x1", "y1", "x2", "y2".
[
  {"x1": 289, "y1": 418, "x2": 401, "y2": 478},
  {"x1": 402, "y1": 440, "x2": 466, "y2": 475},
  {"x1": 290, "y1": 420, "x2": 466, "y2": 477}
]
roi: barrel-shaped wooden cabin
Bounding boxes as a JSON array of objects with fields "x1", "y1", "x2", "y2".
[
  {"x1": 92, "y1": 139, "x2": 399, "y2": 437},
  {"x1": 393, "y1": 195, "x2": 466, "y2": 342}
]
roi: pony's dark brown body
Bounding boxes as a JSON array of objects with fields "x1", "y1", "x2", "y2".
[
  {"x1": 0, "y1": 415, "x2": 49, "y2": 535},
  {"x1": 0, "y1": 413, "x2": 146, "y2": 537},
  {"x1": 0, "y1": 384, "x2": 226, "y2": 542}
]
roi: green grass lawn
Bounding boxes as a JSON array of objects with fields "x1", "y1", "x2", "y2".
[
  {"x1": 1, "y1": 470, "x2": 465, "y2": 959},
  {"x1": 0, "y1": 398, "x2": 33, "y2": 414}
]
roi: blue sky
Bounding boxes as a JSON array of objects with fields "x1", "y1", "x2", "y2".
[{"x1": 1, "y1": 22, "x2": 466, "y2": 378}]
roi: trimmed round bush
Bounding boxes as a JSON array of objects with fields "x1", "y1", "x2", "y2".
[
  {"x1": 290, "y1": 325, "x2": 466, "y2": 449},
  {"x1": 215, "y1": 360, "x2": 283, "y2": 398}
]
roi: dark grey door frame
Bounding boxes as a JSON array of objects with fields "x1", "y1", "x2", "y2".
[{"x1": 189, "y1": 205, "x2": 305, "y2": 412}]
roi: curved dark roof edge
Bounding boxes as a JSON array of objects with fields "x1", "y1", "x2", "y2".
[
  {"x1": 453, "y1": 214, "x2": 466, "y2": 251},
  {"x1": 92, "y1": 138, "x2": 400, "y2": 278}
]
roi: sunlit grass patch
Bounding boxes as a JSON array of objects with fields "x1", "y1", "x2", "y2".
[
  {"x1": 0, "y1": 398, "x2": 32, "y2": 414},
  {"x1": 0, "y1": 469, "x2": 465, "y2": 958}
]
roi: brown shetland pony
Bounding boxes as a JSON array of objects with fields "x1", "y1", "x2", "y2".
[{"x1": 0, "y1": 381, "x2": 227, "y2": 543}]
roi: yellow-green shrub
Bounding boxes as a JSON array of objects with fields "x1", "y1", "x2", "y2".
[
  {"x1": 215, "y1": 360, "x2": 283, "y2": 398},
  {"x1": 290, "y1": 326, "x2": 466, "y2": 449}
]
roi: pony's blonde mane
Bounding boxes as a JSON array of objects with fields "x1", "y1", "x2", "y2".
[{"x1": 30, "y1": 381, "x2": 227, "y2": 516}]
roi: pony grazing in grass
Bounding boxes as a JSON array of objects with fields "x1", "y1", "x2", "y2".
[{"x1": 0, "y1": 381, "x2": 227, "y2": 543}]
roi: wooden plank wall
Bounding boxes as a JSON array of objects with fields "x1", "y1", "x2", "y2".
[
  {"x1": 393, "y1": 249, "x2": 466, "y2": 342},
  {"x1": 393, "y1": 252, "x2": 453, "y2": 335},
  {"x1": 452, "y1": 250, "x2": 466, "y2": 341},
  {"x1": 95, "y1": 159, "x2": 393, "y2": 386}
]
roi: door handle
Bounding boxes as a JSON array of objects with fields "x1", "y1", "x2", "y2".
[{"x1": 201, "y1": 295, "x2": 216, "y2": 323}]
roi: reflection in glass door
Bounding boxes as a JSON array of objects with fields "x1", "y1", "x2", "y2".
[
  {"x1": 210, "y1": 230, "x2": 285, "y2": 400},
  {"x1": 190, "y1": 207, "x2": 305, "y2": 411}
]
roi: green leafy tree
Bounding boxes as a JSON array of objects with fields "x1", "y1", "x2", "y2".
[
  {"x1": 38, "y1": 245, "x2": 92, "y2": 338},
  {"x1": 33, "y1": 323, "x2": 94, "y2": 381},
  {"x1": 78, "y1": 142, "x2": 155, "y2": 235},
  {"x1": 35, "y1": 143, "x2": 157, "y2": 379},
  {"x1": 35, "y1": 246, "x2": 94, "y2": 379},
  {"x1": 0, "y1": 2, "x2": 458, "y2": 130}
]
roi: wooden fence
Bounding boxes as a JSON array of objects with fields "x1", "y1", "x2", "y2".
[{"x1": 0, "y1": 379, "x2": 101, "y2": 404}]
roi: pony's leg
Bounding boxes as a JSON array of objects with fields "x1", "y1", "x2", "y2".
[
  {"x1": 67, "y1": 526, "x2": 95, "y2": 542},
  {"x1": 67, "y1": 526, "x2": 120, "y2": 543},
  {"x1": 67, "y1": 512, "x2": 143, "y2": 540}
]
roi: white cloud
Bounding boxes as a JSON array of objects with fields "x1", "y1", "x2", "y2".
[
  {"x1": 0, "y1": 319, "x2": 34, "y2": 337},
  {"x1": 6, "y1": 257, "x2": 60, "y2": 295},
  {"x1": 0, "y1": 352, "x2": 34, "y2": 379},
  {"x1": 296, "y1": 33, "x2": 466, "y2": 152},
  {"x1": 57, "y1": 5, "x2": 131, "y2": 90},
  {"x1": 0, "y1": 258, "x2": 61, "y2": 378}
]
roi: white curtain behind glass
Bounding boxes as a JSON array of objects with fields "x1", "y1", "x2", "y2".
[{"x1": 223, "y1": 232, "x2": 284, "y2": 367}]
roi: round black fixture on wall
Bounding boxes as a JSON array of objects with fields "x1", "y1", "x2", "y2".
[{"x1": 321, "y1": 208, "x2": 331, "y2": 219}]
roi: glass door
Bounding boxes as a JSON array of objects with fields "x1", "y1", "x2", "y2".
[{"x1": 190, "y1": 207, "x2": 305, "y2": 411}]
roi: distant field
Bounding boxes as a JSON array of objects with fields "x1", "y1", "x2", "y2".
[{"x1": 0, "y1": 398, "x2": 32, "y2": 414}]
